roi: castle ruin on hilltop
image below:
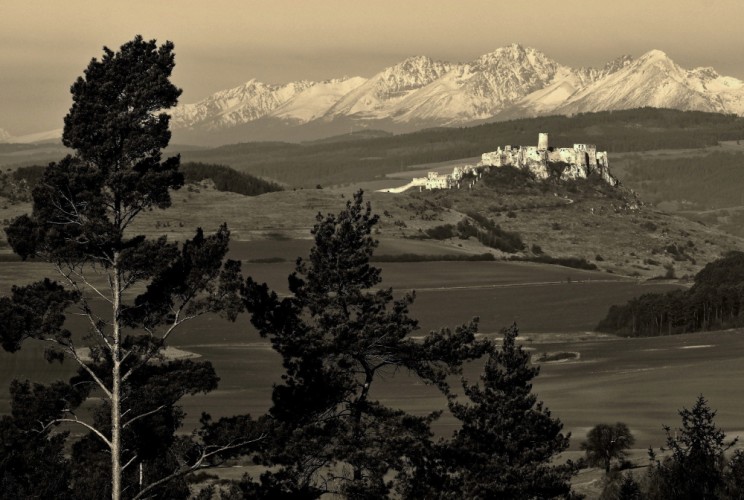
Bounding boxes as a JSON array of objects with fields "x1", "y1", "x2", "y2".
[
  {"x1": 379, "y1": 133, "x2": 618, "y2": 193},
  {"x1": 480, "y1": 133, "x2": 617, "y2": 187}
]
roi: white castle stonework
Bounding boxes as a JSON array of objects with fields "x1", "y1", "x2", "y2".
[
  {"x1": 379, "y1": 132, "x2": 618, "y2": 193},
  {"x1": 479, "y1": 132, "x2": 617, "y2": 186}
]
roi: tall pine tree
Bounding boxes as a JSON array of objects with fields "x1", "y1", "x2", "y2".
[
  {"x1": 646, "y1": 395, "x2": 737, "y2": 500},
  {"x1": 242, "y1": 191, "x2": 489, "y2": 498},
  {"x1": 0, "y1": 36, "x2": 254, "y2": 500}
]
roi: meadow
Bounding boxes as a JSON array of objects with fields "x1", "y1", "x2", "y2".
[{"x1": 3, "y1": 244, "x2": 724, "y2": 456}]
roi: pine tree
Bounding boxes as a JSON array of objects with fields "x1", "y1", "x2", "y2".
[
  {"x1": 444, "y1": 324, "x2": 577, "y2": 498},
  {"x1": 0, "y1": 36, "x2": 253, "y2": 500},
  {"x1": 647, "y1": 395, "x2": 737, "y2": 500},
  {"x1": 242, "y1": 191, "x2": 489, "y2": 497}
]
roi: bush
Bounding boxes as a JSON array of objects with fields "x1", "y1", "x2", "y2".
[
  {"x1": 425, "y1": 224, "x2": 456, "y2": 240},
  {"x1": 457, "y1": 219, "x2": 524, "y2": 253}
]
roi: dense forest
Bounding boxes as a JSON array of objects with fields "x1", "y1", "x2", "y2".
[
  {"x1": 179, "y1": 108, "x2": 744, "y2": 186},
  {"x1": 0, "y1": 162, "x2": 281, "y2": 200},
  {"x1": 597, "y1": 251, "x2": 744, "y2": 336},
  {"x1": 180, "y1": 162, "x2": 283, "y2": 196}
]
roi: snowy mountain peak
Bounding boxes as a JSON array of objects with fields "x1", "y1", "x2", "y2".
[
  {"x1": 164, "y1": 45, "x2": 744, "y2": 145},
  {"x1": 634, "y1": 49, "x2": 681, "y2": 74},
  {"x1": 476, "y1": 44, "x2": 549, "y2": 66},
  {"x1": 376, "y1": 55, "x2": 453, "y2": 92},
  {"x1": 641, "y1": 49, "x2": 670, "y2": 61},
  {"x1": 602, "y1": 55, "x2": 634, "y2": 74},
  {"x1": 0, "y1": 128, "x2": 12, "y2": 143}
]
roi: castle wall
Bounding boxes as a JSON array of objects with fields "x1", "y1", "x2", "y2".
[{"x1": 475, "y1": 134, "x2": 616, "y2": 188}]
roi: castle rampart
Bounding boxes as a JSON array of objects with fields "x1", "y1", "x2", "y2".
[
  {"x1": 480, "y1": 133, "x2": 617, "y2": 186},
  {"x1": 379, "y1": 132, "x2": 617, "y2": 193}
]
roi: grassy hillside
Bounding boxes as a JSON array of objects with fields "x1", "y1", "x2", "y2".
[
  {"x1": 375, "y1": 166, "x2": 744, "y2": 280},
  {"x1": 178, "y1": 108, "x2": 744, "y2": 187},
  {"x1": 610, "y1": 143, "x2": 744, "y2": 237}
]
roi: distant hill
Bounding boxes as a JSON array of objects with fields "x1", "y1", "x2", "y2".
[
  {"x1": 178, "y1": 108, "x2": 744, "y2": 187},
  {"x1": 378, "y1": 165, "x2": 743, "y2": 280}
]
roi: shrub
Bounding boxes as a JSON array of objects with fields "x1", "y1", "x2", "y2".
[{"x1": 425, "y1": 224, "x2": 456, "y2": 240}]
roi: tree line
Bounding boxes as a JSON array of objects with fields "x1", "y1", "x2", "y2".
[
  {"x1": 2, "y1": 160, "x2": 281, "y2": 201},
  {"x1": 180, "y1": 107, "x2": 744, "y2": 187},
  {"x1": 598, "y1": 251, "x2": 744, "y2": 336}
]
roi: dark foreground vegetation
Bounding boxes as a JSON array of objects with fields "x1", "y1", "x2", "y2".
[
  {"x1": 598, "y1": 251, "x2": 744, "y2": 336},
  {"x1": 589, "y1": 396, "x2": 744, "y2": 499}
]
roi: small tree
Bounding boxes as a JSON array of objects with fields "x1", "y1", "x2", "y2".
[
  {"x1": 582, "y1": 422, "x2": 635, "y2": 473},
  {"x1": 242, "y1": 191, "x2": 489, "y2": 497},
  {"x1": 647, "y1": 395, "x2": 737, "y2": 500},
  {"x1": 443, "y1": 324, "x2": 578, "y2": 498},
  {"x1": 0, "y1": 36, "x2": 253, "y2": 500}
]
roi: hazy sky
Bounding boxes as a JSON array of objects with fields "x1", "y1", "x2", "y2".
[{"x1": 2, "y1": 0, "x2": 744, "y2": 135}]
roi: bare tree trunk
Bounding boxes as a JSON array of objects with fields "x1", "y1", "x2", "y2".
[{"x1": 111, "y1": 254, "x2": 122, "y2": 500}]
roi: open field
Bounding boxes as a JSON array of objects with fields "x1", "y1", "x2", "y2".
[{"x1": 2, "y1": 250, "x2": 725, "y2": 457}]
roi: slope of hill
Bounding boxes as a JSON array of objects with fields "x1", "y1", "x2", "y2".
[
  {"x1": 177, "y1": 108, "x2": 744, "y2": 187},
  {"x1": 1, "y1": 157, "x2": 740, "y2": 282},
  {"x1": 377, "y1": 167, "x2": 743, "y2": 281}
]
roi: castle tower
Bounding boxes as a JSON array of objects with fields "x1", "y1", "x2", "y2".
[
  {"x1": 538, "y1": 132, "x2": 549, "y2": 151},
  {"x1": 586, "y1": 144, "x2": 597, "y2": 168}
]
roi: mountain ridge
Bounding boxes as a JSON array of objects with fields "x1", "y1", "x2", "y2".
[
  {"x1": 4, "y1": 44, "x2": 744, "y2": 146},
  {"x1": 164, "y1": 44, "x2": 744, "y2": 145}
]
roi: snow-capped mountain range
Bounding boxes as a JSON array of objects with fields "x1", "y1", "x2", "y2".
[
  {"x1": 166, "y1": 44, "x2": 744, "y2": 144},
  {"x1": 4, "y1": 44, "x2": 744, "y2": 145}
]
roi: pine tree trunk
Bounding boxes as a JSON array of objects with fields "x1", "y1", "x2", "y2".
[{"x1": 111, "y1": 254, "x2": 122, "y2": 500}]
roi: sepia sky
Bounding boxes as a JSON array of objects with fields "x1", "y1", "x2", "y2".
[{"x1": 2, "y1": 0, "x2": 744, "y2": 135}]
